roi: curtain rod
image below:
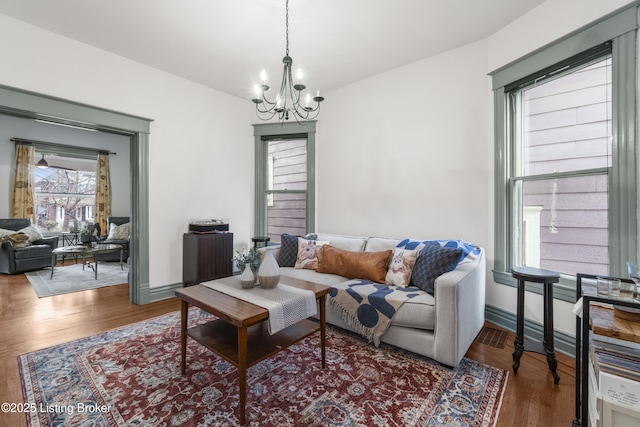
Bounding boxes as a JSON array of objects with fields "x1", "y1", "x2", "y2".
[{"x1": 10, "y1": 137, "x2": 116, "y2": 155}]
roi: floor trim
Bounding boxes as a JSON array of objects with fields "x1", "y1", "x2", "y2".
[{"x1": 485, "y1": 304, "x2": 575, "y2": 358}]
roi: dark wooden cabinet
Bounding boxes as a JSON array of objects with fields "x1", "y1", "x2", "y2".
[{"x1": 182, "y1": 232, "x2": 233, "y2": 286}]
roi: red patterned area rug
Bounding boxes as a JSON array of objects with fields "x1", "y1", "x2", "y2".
[{"x1": 18, "y1": 309, "x2": 508, "y2": 426}]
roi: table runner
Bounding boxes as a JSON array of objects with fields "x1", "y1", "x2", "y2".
[{"x1": 203, "y1": 276, "x2": 317, "y2": 334}]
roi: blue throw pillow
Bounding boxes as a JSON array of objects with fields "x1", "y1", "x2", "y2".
[
  {"x1": 278, "y1": 233, "x2": 316, "y2": 267},
  {"x1": 396, "y1": 238, "x2": 480, "y2": 263},
  {"x1": 410, "y1": 243, "x2": 463, "y2": 295}
]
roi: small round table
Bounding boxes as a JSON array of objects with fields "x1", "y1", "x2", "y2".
[
  {"x1": 251, "y1": 236, "x2": 270, "y2": 248},
  {"x1": 511, "y1": 266, "x2": 561, "y2": 384}
]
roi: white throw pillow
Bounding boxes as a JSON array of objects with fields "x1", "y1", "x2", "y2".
[
  {"x1": 107, "y1": 222, "x2": 130, "y2": 240},
  {"x1": 18, "y1": 225, "x2": 44, "y2": 243},
  {"x1": 385, "y1": 247, "x2": 419, "y2": 287}
]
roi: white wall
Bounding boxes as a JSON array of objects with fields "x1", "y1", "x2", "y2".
[
  {"x1": 486, "y1": 0, "x2": 636, "y2": 335},
  {"x1": 318, "y1": 40, "x2": 490, "y2": 249},
  {"x1": 0, "y1": 13, "x2": 255, "y2": 289}
]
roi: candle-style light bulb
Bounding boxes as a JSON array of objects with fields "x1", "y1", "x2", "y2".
[
  {"x1": 296, "y1": 69, "x2": 303, "y2": 84},
  {"x1": 260, "y1": 70, "x2": 267, "y2": 85},
  {"x1": 306, "y1": 93, "x2": 311, "y2": 107}
]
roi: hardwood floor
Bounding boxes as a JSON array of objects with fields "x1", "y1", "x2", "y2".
[{"x1": 0, "y1": 270, "x2": 576, "y2": 427}]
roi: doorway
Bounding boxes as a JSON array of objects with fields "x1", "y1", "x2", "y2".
[{"x1": 0, "y1": 84, "x2": 152, "y2": 304}]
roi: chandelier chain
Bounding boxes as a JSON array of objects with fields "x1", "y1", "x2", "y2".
[{"x1": 285, "y1": 0, "x2": 289, "y2": 56}]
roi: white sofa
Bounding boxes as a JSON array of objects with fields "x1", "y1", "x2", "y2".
[{"x1": 269, "y1": 233, "x2": 486, "y2": 368}]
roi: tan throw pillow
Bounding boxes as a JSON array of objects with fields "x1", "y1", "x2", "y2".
[
  {"x1": 317, "y1": 245, "x2": 392, "y2": 284},
  {"x1": 385, "y1": 248, "x2": 419, "y2": 287},
  {"x1": 294, "y1": 238, "x2": 329, "y2": 270}
]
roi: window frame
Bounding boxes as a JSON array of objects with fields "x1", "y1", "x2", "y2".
[
  {"x1": 253, "y1": 121, "x2": 316, "y2": 241},
  {"x1": 490, "y1": 4, "x2": 638, "y2": 302}
]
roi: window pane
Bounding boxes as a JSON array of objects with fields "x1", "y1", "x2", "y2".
[
  {"x1": 521, "y1": 58, "x2": 612, "y2": 176},
  {"x1": 268, "y1": 139, "x2": 307, "y2": 191},
  {"x1": 34, "y1": 154, "x2": 96, "y2": 233},
  {"x1": 266, "y1": 138, "x2": 307, "y2": 242},
  {"x1": 267, "y1": 193, "x2": 306, "y2": 241},
  {"x1": 519, "y1": 174, "x2": 608, "y2": 276}
]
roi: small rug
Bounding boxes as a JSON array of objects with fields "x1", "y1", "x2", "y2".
[
  {"x1": 18, "y1": 310, "x2": 508, "y2": 427},
  {"x1": 25, "y1": 262, "x2": 128, "y2": 297}
]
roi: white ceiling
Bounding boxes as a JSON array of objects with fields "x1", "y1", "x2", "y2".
[{"x1": 0, "y1": 0, "x2": 544, "y2": 100}]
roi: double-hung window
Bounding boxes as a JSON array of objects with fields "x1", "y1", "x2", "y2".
[
  {"x1": 253, "y1": 122, "x2": 316, "y2": 242},
  {"x1": 491, "y1": 5, "x2": 638, "y2": 300},
  {"x1": 507, "y1": 49, "x2": 612, "y2": 277}
]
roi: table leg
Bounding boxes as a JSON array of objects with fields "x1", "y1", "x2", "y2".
[
  {"x1": 319, "y1": 295, "x2": 326, "y2": 369},
  {"x1": 119, "y1": 248, "x2": 123, "y2": 270},
  {"x1": 94, "y1": 257, "x2": 98, "y2": 280},
  {"x1": 50, "y1": 254, "x2": 55, "y2": 279},
  {"x1": 238, "y1": 325, "x2": 248, "y2": 425},
  {"x1": 512, "y1": 278, "x2": 525, "y2": 373},
  {"x1": 544, "y1": 282, "x2": 560, "y2": 384},
  {"x1": 181, "y1": 301, "x2": 188, "y2": 375}
]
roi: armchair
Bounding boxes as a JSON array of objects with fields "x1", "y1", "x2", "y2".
[
  {"x1": 96, "y1": 216, "x2": 130, "y2": 262},
  {"x1": 0, "y1": 218, "x2": 59, "y2": 274}
]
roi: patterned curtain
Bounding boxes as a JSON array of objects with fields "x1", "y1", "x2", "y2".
[
  {"x1": 12, "y1": 144, "x2": 36, "y2": 221},
  {"x1": 95, "y1": 153, "x2": 111, "y2": 234}
]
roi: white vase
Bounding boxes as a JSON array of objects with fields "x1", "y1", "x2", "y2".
[
  {"x1": 258, "y1": 248, "x2": 280, "y2": 289},
  {"x1": 240, "y1": 264, "x2": 255, "y2": 289}
]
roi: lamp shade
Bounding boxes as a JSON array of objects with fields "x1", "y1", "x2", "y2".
[{"x1": 36, "y1": 154, "x2": 48, "y2": 169}]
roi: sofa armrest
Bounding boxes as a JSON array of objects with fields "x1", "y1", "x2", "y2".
[
  {"x1": 34, "y1": 236, "x2": 59, "y2": 249},
  {"x1": 433, "y1": 248, "x2": 486, "y2": 367}
]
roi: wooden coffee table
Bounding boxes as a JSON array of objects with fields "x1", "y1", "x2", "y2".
[{"x1": 175, "y1": 276, "x2": 330, "y2": 425}]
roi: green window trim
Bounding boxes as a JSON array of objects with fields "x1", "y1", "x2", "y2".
[
  {"x1": 252, "y1": 121, "x2": 316, "y2": 239},
  {"x1": 490, "y1": 3, "x2": 639, "y2": 303}
]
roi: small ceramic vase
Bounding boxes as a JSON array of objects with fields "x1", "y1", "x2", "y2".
[
  {"x1": 257, "y1": 248, "x2": 280, "y2": 289},
  {"x1": 240, "y1": 265, "x2": 255, "y2": 289}
]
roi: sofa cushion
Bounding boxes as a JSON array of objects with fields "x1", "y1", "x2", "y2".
[
  {"x1": 14, "y1": 244, "x2": 53, "y2": 259},
  {"x1": 411, "y1": 243, "x2": 463, "y2": 295},
  {"x1": 365, "y1": 237, "x2": 401, "y2": 253},
  {"x1": 390, "y1": 290, "x2": 436, "y2": 330},
  {"x1": 317, "y1": 245, "x2": 392, "y2": 283},
  {"x1": 314, "y1": 234, "x2": 367, "y2": 252},
  {"x1": 385, "y1": 248, "x2": 419, "y2": 287},
  {"x1": 294, "y1": 238, "x2": 329, "y2": 270}
]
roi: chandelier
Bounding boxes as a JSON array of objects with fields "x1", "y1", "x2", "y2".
[{"x1": 252, "y1": 0, "x2": 324, "y2": 123}]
